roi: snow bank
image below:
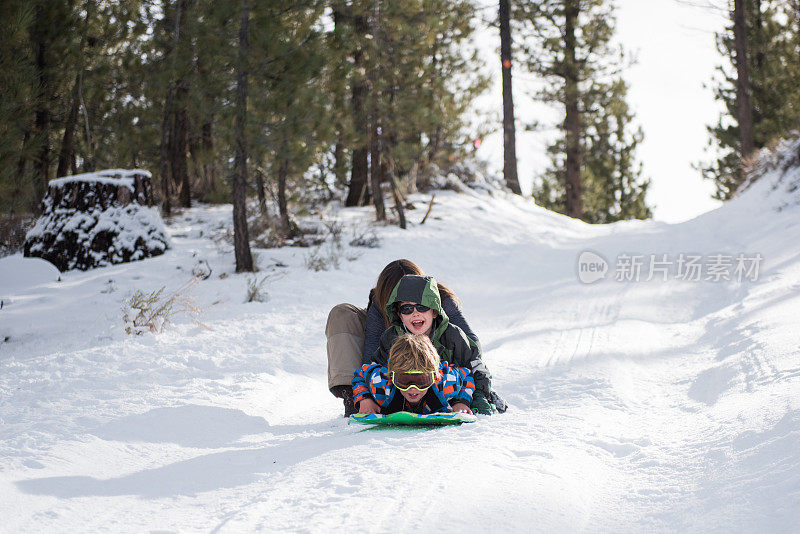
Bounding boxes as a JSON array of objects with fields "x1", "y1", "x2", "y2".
[
  {"x1": 739, "y1": 132, "x2": 800, "y2": 212},
  {"x1": 0, "y1": 256, "x2": 60, "y2": 296},
  {"x1": 1, "y1": 154, "x2": 799, "y2": 531}
]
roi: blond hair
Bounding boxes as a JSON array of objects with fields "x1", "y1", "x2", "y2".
[{"x1": 388, "y1": 334, "x2": 440, "y2": 373}]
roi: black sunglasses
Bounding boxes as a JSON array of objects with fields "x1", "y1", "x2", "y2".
[{"x1": 397, "y1": 303, "x2": 431, "y2": 315}]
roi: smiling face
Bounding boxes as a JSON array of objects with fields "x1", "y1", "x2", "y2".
[
  {"x1": 398, "y1": 301, "x2": 437, "y2": 335},
  {"x1": 388, "y1": 335, "x2": 440, "y2": 408}
]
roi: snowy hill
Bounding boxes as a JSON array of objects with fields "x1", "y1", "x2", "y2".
[{"x1": 1, "y1": 147, "x2": 799, "y2": 531}]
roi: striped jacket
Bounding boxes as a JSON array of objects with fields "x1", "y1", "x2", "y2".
[{"x1": 352, "y1": 361, "x2": 475, "y2": 414}]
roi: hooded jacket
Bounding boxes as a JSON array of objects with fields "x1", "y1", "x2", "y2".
[{"x1": 372, "y1": 275, "x2": 492, "y2": 396}]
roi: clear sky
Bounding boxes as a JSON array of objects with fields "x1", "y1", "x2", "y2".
[{"x1": 473, "y1": 0, "x2": 729, "y2": 223}]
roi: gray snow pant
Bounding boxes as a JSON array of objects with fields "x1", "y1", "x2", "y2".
[{"x1": 326, "y1": 303, "x2": 367, "y2": 393}]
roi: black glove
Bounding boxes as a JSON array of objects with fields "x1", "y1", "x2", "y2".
[
  {"x1": 471, "y1": 390, "x2": 496, "y2": 415},
  {"x1": 489, "y1": 390, "x2": 508, "y2": 413}
]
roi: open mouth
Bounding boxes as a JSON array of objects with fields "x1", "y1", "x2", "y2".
[{"x1": 411, "y1": 319, "x2": 425, "y2": 329}]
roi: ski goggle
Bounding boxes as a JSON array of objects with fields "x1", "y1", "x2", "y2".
[
  {"x1": 397, "y1": 303, "x2": 431, "y2": 315},
  {"x1": 391, "y1": 371, "x2": 435, "y2": 391}
]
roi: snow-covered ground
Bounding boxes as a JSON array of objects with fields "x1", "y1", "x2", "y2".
[{"x1": 1, "y1": 148, "x2": 799, "y2": 531}]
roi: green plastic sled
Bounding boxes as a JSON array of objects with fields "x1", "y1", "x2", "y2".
[{"x1": 349, "y1": 411, "x2": 477, "y2": 426}]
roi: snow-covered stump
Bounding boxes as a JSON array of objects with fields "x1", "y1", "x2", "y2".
[{"x1": 24, "y1": 169, "x2": 170, "y2": 271}]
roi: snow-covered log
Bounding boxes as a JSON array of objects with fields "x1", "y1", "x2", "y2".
[{"x1": 24, "y1": 169, "x2": 169, "y2": 271}]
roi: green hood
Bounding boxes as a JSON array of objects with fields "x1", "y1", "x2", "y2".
[{"x1": 384, "y1": 275, "x2": 450, "y2": 342}]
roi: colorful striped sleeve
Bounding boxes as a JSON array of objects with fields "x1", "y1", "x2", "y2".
[
  {"x1": 352, "y1": 363, "x2": 391, "y2": 406},
  {"x1": 439, "y1": 362, "x2": 475, "y2": 406},
  {"x1": 352, "y1": 363, "x2": 376, "y2": 404}
]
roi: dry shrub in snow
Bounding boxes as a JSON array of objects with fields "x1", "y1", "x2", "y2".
[
  {"x1": 348, "y1": 225, "x2": 380, "y2": 248},
  {"x1": 303, "y1": 220, "x2": 362, "y2": 271},
  {"x1": 245, "y1": 273, "x2": 280, "y2": 303},
  {"x1": 123, "y1": 277, "x2": 202, "y2": 334}
]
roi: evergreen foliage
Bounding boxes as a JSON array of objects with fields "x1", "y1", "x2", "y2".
[
  {"x1": 519, "y1": 0, "x2": 651, "y2": 223},
  {"x1": 0, "y1": 1, "x2": 38, "y2": 213},
  {"x1": 702, "y1": 0, "x2": 800, "y2": 200},
  {"x1": 354, "y1": 0, "x2": 487, "y2": 205},
  {"x1": 1, "y1": 0, "x2": 487, "y2": 235}
]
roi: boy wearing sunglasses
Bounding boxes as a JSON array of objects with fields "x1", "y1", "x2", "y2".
[
  {"x1": 366, "y1": 274, "x2": 498, "y2": 414},
  {"x1": 353, "y1": 333, "x2": 474, "y2": 414}
]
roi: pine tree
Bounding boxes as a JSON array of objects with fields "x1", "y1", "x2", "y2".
[
  {"x1": 328, "y1": 2, "x2": 357, "y2": 197},
  {"x1": 251, "y1": 0, "x2": 331, "y2": 237},
  {"x1": 56, "y1": 0, "x2": 95, "y2": 178},
  {"x1": 155, "y1": 0, "x2": 195, "y2": 213},
  {"x1": 1, "y1": 0, "x2": 493, "y2": 249},
  {"x1": 521, "y1": 0, "x2": 650, "y2": 222},
  {"x1": 702, "y1": 0, "x2": 800, "y2": 200},
  {"x1": 336, "y1": 2, "x2": 372, "y2": 207},
  {"x1": 0, "y1": 1, "x2": 38, "y2": 214},
  {"x1": 69, "y1": 1, "x2": 153, "y2": 173},
  {"x1": 3, "y1": 0, "x2": 79, "y2": 211},
  {"x1": 2, "y1": 0, "x2": 159, "y2": 214},
  {"x1": 356, "y1": 0, "x2": 486, "y2": 222},
  {"x1": 582, "y1": 79, "x2": 651, "y2": 223}
]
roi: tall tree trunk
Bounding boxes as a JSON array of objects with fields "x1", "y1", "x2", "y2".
[
  {"x1": 750, "y1": 0, "x2": 764, "y2": 136},
  {"x1": 58, "y1": 1, "x2": 93, "y2": 178},
  {"x1": 255, "y1": 169, "x2": 267, "y2": 217},
  {"x1": 331, "y1": 6, "x2": 349, "y2": 192},
  {"x1": 334, "y1": 138, "x2": 346, "y2": 187},
  {"x1": 159, "y1": 0, "x2": 182, "y2": 216},
  {"x1": 384, "y1": 86, "x2": 406, "y2": 228},
  {"x1": 368, "y1": 4, "x2": 386, "y2": 221},
  {"x1": 32, "y1": 9, "x2": 51, "y2": 204},
  {"x1": 733, "y1": 0, "x2": 753, "y2": 173},
  {"x1": 159, "y1": 87, "x2": 174, "y2": 216},
  {"x1": 201, "y1": 120, "x2": 217, "y2": 194},
  {"x1": 277, "y1": 151, "x2": 292, "y2": 237},
  {"x1": 16, "y1": 130, "x2": 31, "y2": 185},
  {"x1": 428, "y1": 126, "x2": 441, "y2": 164},
  {"x1": 172, "y1": 0, "x2": 191, "y2": 208},
  {"x1": 33, "y1": 95, "x2": 51, "y2": 201},
  {"x1": 753, "y1": 0, "x2": 764, "y2": 72},
  {"x1": 188, "y1": 123, "x2": 200, "y2": 192},
  {"x1": 425, "y1": 41, "x2": 441, "y2": 169},
  {"x1": 388, "y1": 166, "x2": 406, "y2": 229},
  {"x1": 79, "y1": 71, "x2": 96, "y2": 172},
  {"x1": 195, "y1": 48, "x2": 217, "y2": 199},
  {"x1": 233, "y1": 0, "x2": 254, "y2": 272},
  {"x1": 734, "y1": 0, "x2": 755, "y2": 167},
  {"x1": 345, "y1": 12, "x2": 370, "y2": 207},
  {"x1": 499, "y1": 0, "x2": 521, "y2": 195},
  {"x1": 563, "y1": 0, "x2": 583, "y2": 219},
  {"x1": 733, "y1": 0, "x2": 755, "y2": 162},
  {"x1": 58, "y1": 72, "x2": 81, "y2": 178},
  {"x1": 368, "y1": 110, "x2": 385, "y2": 222},
  {"x1": 172, "y1": 84, "x2": 191, "y2": 207},
  {"x1": 348, "y1": 98, "x2": 370, "y2": 205}
]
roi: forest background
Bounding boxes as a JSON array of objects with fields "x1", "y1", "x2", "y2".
[{"x1": 1, "y1": 0, "x2": 799, "y2": 270}]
